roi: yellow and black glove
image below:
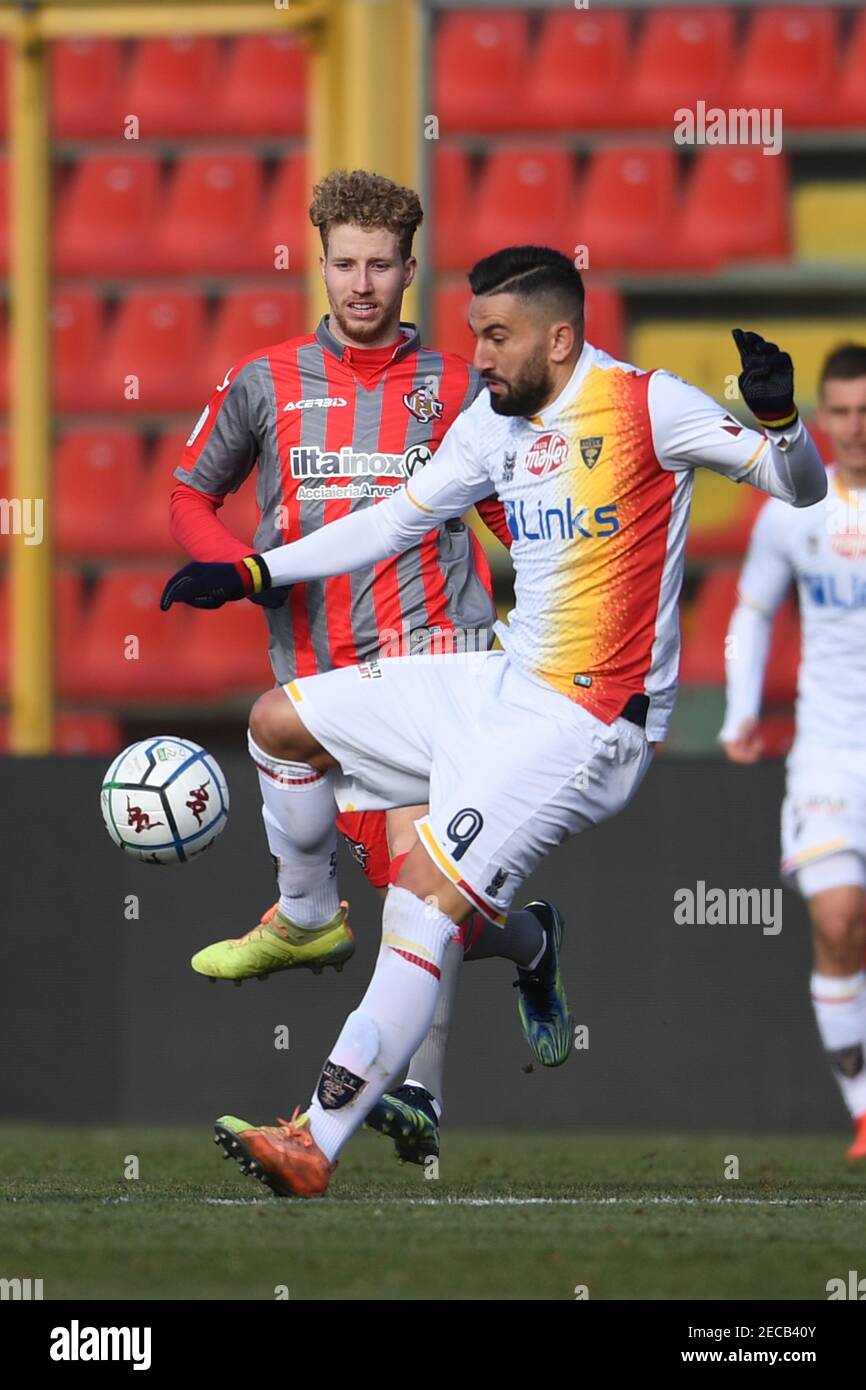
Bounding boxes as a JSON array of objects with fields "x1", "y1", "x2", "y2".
[{"x1": 732, "y1": 328, "x2": 798, "y2": 431}]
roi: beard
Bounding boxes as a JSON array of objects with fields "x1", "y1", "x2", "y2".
[
  {"x1": 485, "y1": 347, "x2": 555, "y2": 417},
  {"x1": 330, "y1": 300, "x2": 385, "y2": 344}
]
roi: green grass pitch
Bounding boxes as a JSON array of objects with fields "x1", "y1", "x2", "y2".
[{"x1": 2, "y1": 1124, "x2": 864, "y2": 1300}]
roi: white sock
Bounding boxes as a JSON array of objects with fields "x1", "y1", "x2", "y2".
[
  {"x1": 403, "y1": 933, "x2": 463, "y2": 1116},
  {"x1": 810, "y1": 970, "x2": 866, "y2": 1119},
  {"x1": 248, "y1": 730, "x2": 340, "y2": 928},
  {"x1": 307, "y1": 887, "x2": 459, "y2": 1160}
]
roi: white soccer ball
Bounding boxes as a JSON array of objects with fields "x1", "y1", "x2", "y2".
[{"x1": 100, "y1": 736, "x2": 229, "y2": 864}]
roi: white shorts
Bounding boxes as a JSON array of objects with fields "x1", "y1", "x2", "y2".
[
  {"x1": 782, "y1": 744, "x2": 866, "y2": 891},
  {"x1": 284, "y1": 651, "x2": 653, "y2": 922}
]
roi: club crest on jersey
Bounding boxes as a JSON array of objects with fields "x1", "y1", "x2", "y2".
[
  {"x1": 403, "y1": 387, "x2": 444, "y2": 423},
  {"x1": 525, "y1": 431, "x2": 569, "y2": 477},
  {"x1": 579, "y1": 436, "x2": 603, "y2": 470},
  {"x1": 502, "y1": 451, "x2": 516, "y2": 482}
]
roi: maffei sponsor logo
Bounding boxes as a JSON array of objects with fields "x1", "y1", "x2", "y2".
[{"x1": 525, "y1": 432, "x2": 569, "y2": 477}]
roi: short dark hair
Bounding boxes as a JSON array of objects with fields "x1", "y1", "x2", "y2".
[
  {"x1": 820, "y1": 343, "x2": 866, "y2": 390},
  {"x1": 468, "y1": 245, "x2": 584, "y2": 330}
]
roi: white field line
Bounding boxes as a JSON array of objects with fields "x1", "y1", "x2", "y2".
[{"x1": 94, "y1": 1194, "x2": 866, "y2": 1208}]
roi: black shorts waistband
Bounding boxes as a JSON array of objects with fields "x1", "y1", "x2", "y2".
[{"x1": 620, "y1": 694, "x2": 649, "y2": 729}]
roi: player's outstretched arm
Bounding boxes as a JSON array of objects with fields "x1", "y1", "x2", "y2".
[
  {"x1": 719, "y1": 500, "x2": 794, "y2": 763},
  {"x1": 161, "y1": 404, "x2": 495, "y2": 609},
  {"x1": 650, "y1": 329, "x2": 827, "y2": 509}
]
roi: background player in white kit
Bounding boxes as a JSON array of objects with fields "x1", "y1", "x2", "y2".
[
  {"x1": 721, "y1": 344, "x2": 866, "y2": 1159},
  {"x1": 162, "y1": 247, "x2": 827, "y2": 1198}
]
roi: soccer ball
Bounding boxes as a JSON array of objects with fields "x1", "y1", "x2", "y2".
[{"x1": 100, "y1": 736, "x2": 229, "y2": 864}]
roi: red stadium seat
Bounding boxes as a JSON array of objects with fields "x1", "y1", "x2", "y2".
[
  {"x1": 55, "y1": 429, "x2": 146, "y2": 556},
  {"x1": 523, "y1": 11, "x2": 630, "y2": 132},
  {"x1": 69, "y1": 568, "x2": 203, "y2": 701},
  {"x1": 249, "y1": 155, "x2": 309, "y2": 274},
  {"x1": 671, "y1": 148, "x2": 790, "y2": 270},
  {"x1": 132, "y1": 441, "x2": 185, "y2": 559},
  {"x1": 0, "y1": 43, "x2": 7, "y2": 139},
  {"x1": 0, "y1": 431, "x2": 8, "y2": 557},
  {"x1": 469, "y1": 146, "x2": 579, "y2": 264},
  {"x1": 51, "y1": 40, "x2": 126, "y2": 138},
  {"x1": 92, "y1": 290, "x2": 208, "y2": 414},
  {"x1": 583, "y1": 283, "x2": 626, "y2": 360},
  {"x1": 0, "y1": 156, "x2": 8, "y2": 276},
  {"x1": 207, "y1": 35, "x2": 307, "y2": 136},
  {"x1": 176, "y1": 602, "x2": 274, "y2": 697},
  {"x1": 732, "y1": 7, "x2": 840, "y2": 130},
  {"x1": 833, "y1": 9, "x2": 866, "y2": 125},
  {"x1": 55, "y1": 570, "x2": 87, "y2": 699},
  {"x1": 0, "y1": 304, "x2": 7, "y2": 414},
  {"x1": 431, "y1": 283, "x2": 474, "y2": 361},
  {"x1": 52, "y1": 291, "x2": 108, "y2": 412},
  {"x1": 200, "y1": 288, "x2": 307, "y2": 389},
  {"x1": 433, "y1": 11, "x2": 530, "y2": 133},
  {"x1": 0, "y1": 572, "x2": 85, "y2": 700},
  {"x1": 124, "y1": 37, "x2": 223, "y2": 136},
  {"x1": 626, "y1": 8, "x2": 736, "y2": 128},
  {"x1": 573, "y1": 145, "x2": 679, "y2": 270},
  {"x1": 431, "y1": 149, "x2": 475, "y2": 273},
  {"x1": 153, "y1": 152, "x2": 265, "y2": 274},
  {"x1": 680, "y1": 567, "x2": 799, "y2": 703},
  {"x1": 54, "y1": 155, "x2": 163, "y2": 277}
]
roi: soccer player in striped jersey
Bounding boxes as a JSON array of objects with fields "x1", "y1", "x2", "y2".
[
  {"x1": 162, "y1": 245, "x2": 826, "y2": 1198},
  {"x1": 170, "y1": 174, "x2": 572, "y2": 1165},
  {"x1": 721, "y1": 344, "x2": 866, "y2": 1158}
]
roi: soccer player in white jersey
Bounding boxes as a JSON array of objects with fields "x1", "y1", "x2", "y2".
[
  {"x1": 720, "y1": 344, "x2": 866, "y2": 1159},
  {"x1": 162, "y1": 246, "x2": 826, "y2": 1198}
]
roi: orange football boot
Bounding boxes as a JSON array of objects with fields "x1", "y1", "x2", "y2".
[
  {"x1": 847, "y1": 1112, "x2": 866, "y2": 1160},
  {"x1": 214, "y1": 1107, "x2": 335, "y2": 1198}
]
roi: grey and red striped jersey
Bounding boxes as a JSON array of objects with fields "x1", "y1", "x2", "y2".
[{"x1": 175, "y1": 315, "x2": 503, "y2": 683}]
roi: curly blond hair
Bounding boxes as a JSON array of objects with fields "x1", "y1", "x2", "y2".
[{"x1": 310, "y1": 169, "x2": 423, "y2": 259}]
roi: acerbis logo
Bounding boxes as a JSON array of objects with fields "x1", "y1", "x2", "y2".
[
  {"x1": 289, "y1": 444, "x2": 432, "y2": 479},
  {"x1": 525, "y1": 431, "x2": 569, "y2": 477},
  {"x1": 504, "y1": 498, "x2": 620, "y2": 543},
  {"x1": 283, "y1": 397, "x2": 348, "y2": 411}
]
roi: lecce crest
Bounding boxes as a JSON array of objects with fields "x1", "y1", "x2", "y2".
[{"x1": 579, "y1": 436, "x2": 603, "y2": 469}]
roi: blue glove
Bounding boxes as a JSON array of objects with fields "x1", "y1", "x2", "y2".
[{"x1": 160, "y1": 554, "x2": 273, "y2": 610}]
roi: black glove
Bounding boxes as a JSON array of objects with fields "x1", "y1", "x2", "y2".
[
  {"x1": 732, "y1": 328, "x2": 797, "y2": 431},
  {"x1": 160, "y1": 554, "x2": 272, "y2": 610}
]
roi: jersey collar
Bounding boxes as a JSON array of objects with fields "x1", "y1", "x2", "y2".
[
  {"x1": 526, "y1": 339, "x2": 594, "y2": 430},
  {"x1": 315, "y1": 315, "x2": 421, "y2": 365}
]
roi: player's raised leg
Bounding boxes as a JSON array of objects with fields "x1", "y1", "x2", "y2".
[
  {"x1": 216, "y1": 845, "x2": 469, "y2": 1197},
  {"x1": 191, "y1": 691, "x2": 354, "y2": 981}
]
